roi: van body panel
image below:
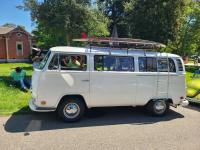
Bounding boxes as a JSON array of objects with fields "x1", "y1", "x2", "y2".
[
  {"x1": 157, "y1": 73, "x2": 169, "y2": 98},
  {"x1": 36, "y1": 70, "x2": 90, "y2": 108},
  {"x1": 90, "y1": 71, "x2": 137, "y2": 107},
  {"x1": 168, "y1": 74, "x2": 186, "y2": 104},
  {"x1": 135, "y1": 72, "x2": 157, "y2": 105}
]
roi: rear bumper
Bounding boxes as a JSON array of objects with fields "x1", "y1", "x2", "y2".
[
  {"x1": 29, "y1": 99, "x2": 56, "y2": 112},
  {"x1": 180, "y1": 99, "x2": 189, "y2": 107},
  {"x1": 171, "y1": 99, "x2": 189, "y2": 108}
]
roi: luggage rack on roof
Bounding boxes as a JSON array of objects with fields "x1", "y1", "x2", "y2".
[{"x1": 72, "y1": 37, "x2": 166, "y2": 50}]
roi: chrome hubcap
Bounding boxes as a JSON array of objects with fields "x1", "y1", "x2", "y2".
[
  {"x1": 154, "y1": 100, "x2": 166, "y2": 114},
  {"x1": 63, "y1": 103, "x2": 80, "y2": 119}
]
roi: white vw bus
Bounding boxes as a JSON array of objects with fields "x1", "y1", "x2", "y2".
[{"x1": 29, "y1": 39, "x2": 188, "y2": 122}]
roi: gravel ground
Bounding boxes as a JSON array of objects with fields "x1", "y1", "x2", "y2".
[{"x1": 0, "y1": 106, "x2": 200, "y2": 150}]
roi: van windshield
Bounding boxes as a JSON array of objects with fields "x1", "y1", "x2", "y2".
[{"x1": 36, "y1": 51, "x2": 51, "y2": 70}]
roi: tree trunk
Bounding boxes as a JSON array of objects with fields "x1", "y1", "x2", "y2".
[{"x1": 66, "y1": 34, "x2": 70, "y2": 46}]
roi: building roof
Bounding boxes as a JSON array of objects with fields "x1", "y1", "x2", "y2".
[
  {"x1": 50, "y1": 46, "x2": 180, "y2": 58},
  {"x1": 0, "y1": 26, "x2": 31, "y2": 37},
  {"x1": 0, "y1": 26, "x2": 15, "y2": 35}
]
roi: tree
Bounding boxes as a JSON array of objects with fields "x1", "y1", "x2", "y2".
[
  {"x1": 19, "y1": 0, "x2": 109, "y2": 48},
  {"x1": 126, "y1": 0, "x2": 190, "y2": 45},
  {"x1": 31, "y1": 27, "x2": 57, "y2": 49},
  {"x1": 3, "y1": 23, "x2": 17, "y2": 28},
  {"x1": 2, "y1": 23, "x2": 26, "y2": 30},
  {"x1": 97, "y1": 0, "x2": 131, "y2": 37},
  {"x1": 166, "y1": 1, "x2": 200, "y2": 56}
]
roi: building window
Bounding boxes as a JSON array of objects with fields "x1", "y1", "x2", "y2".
[
  {"x1": 16, "y1": 33, "x2": 22, "y2": 37},
  {"x1": 16, "y1": 42, "x2": 23, "y2": 56}
]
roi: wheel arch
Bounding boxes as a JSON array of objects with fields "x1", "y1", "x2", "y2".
[
  {"x1": 146, "y1": 98, "x2": 173, "y2": 106},
  {"x1": 56, "y1": 94, "x2": 88, "y2": 109}
]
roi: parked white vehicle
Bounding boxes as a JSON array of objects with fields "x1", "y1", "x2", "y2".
[{"x1": 29, "y1": 39, "x2": 188, "y2": 122}]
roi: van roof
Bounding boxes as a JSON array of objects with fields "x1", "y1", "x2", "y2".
[{"x1": 50, "y1": 46, "x2": 181, "y2": 58}]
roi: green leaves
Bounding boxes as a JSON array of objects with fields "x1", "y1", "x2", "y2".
[
  {"x1": 21, "y1": 0, "x2": 109, "y2": 48},
  {"x1": 166, "y1": 1, "x2": 200, "y2": 55},
  {"x1": 127, "y1": 0, "x2": 188, "y2": 44},
  {"x1": 20, "y1": 0, "x2": 200, "y2": 56}
]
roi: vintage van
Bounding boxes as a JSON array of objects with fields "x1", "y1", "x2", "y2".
[{"x1": 29, "y1": 45, "x2": 189, "y2": 122}]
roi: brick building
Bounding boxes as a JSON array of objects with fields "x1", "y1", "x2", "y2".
[{"x1": 0, "y1": 26, "x2": 32, "y2": 62}]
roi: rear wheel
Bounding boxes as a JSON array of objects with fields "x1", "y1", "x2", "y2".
[
  {"x1": 57, "y1": 97, "x2": 85, "y2": 122},
  {"x1": 146, "y1": 99, "x2": 169, "y2": 116}
]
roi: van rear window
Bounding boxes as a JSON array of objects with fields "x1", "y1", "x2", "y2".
[
  {"x1": 139, "y1": 57, "x2": 176, "y2": 72},
  {"x1": 139, "y1": 57, "x2": 157, "y2": 72},
  {"x1": 176, "y1": 59, "x2": 183, "y2": 71},
  {"x1": 94, "y1": 55, "x2": 134, "y2": 72},
  {"x1": 157, "y1": 58, "x2": 168, "y2": 72},
  {"x1": 169, "y1": 58, "x2": 176, "y2": 72}
]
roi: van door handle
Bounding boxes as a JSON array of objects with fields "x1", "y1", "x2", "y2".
[{"x1": 82, "y1": 79, "x2": 90, "y2": 82}]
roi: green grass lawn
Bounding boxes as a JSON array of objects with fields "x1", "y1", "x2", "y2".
[
  {"x1": 0, "y1": 63, "x2": 33, "y2": 115},
  {"x1": 186, "y1": 71, "x2": 193, "y2": 83},
  {"x1": 185, "y1": 65, "x2": 200, "y2": 84}
]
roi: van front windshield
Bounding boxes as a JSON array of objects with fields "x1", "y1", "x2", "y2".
[{"x1": 36, "y1": 51, "x2": 51, "y2": 70}]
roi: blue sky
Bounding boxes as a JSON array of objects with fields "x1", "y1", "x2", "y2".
[{"x1": 0, "y1": 0, "x2": 34, "y2": 32}]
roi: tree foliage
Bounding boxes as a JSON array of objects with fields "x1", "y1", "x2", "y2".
[
  {"x1": 97, "y1": 0, "x2": 131, "y2": 37},
  {"x1": 19, "y1": 0, "x2": 200, "y2": 55},
  {"x1": 98, "y1": 0, "x2": 200, "y2": 56},
  {"x1": 20, "y1": 0, "x2": 109, "y2": 48},
  {"x1": 3, "y1": 23, "x2": 17, "y2": 28},
  {"x1": 166, "y1": 1, "x2": 200, "y2": 55},
  {"x1": 126, "y1": 0, "x2": 189, "y2": 44},
  {"x1": 3, "y1": 23, "x2": 26, "y2": 30}
]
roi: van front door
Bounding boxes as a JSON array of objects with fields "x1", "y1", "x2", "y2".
[{"x1": 38, "y1": 53, "x2": 89, "y2": 107}]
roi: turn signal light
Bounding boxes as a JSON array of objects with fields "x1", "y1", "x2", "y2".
[{"x1": 41, "y1": 101, "x2": 46, "y2": 105}]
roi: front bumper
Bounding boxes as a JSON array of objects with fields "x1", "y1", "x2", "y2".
[{"x1": 29, "y1": 99, "x2": 56, "y2": 112}]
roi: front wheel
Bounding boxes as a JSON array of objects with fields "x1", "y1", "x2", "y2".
[
  {"x1": 146, "y1": 100, "x2": 169, "y2": 116},
  {"x1": 57, "y1": 97, "x2": 85, "y2": 122}
]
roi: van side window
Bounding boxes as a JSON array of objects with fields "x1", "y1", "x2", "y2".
[
  {"x1": 169, "y1": 58, "x2": 176, "y2": 72},
  {"x1": 60, "y1": 54, "x2": 87, "y2": 71},
  {"x1": 158, "y1": 58, "x2": 176, "y2": 72},
  {"x1": 94, "y1": 55, "x2": 134, "y2": 72},
  {"x1": 139, "y1": 57, "x2": 157, "y2": 72},
  {"x1": 94, "y1": 55, "x2": 104, "y2": 71},
  {"x1": 48, "y1": 53, "x2": 59, "y2": 70},
  {"x1": 157, "y1": 58, "x2": 168, "y2": 72},
  {"x1": 37, "y1": 51, "x2": 51, "y2": 70},
  {"x1": 176, "y1": 59, "x2": 183, "y2": 71}
]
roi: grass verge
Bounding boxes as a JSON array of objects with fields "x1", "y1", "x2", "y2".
[{"x1": 0, "y1": 63, "x2": 33, "y2": 116}]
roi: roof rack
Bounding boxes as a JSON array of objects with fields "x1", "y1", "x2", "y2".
[{"x1": 72, "y1": 37, "x2": 166, "y2": 50}]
